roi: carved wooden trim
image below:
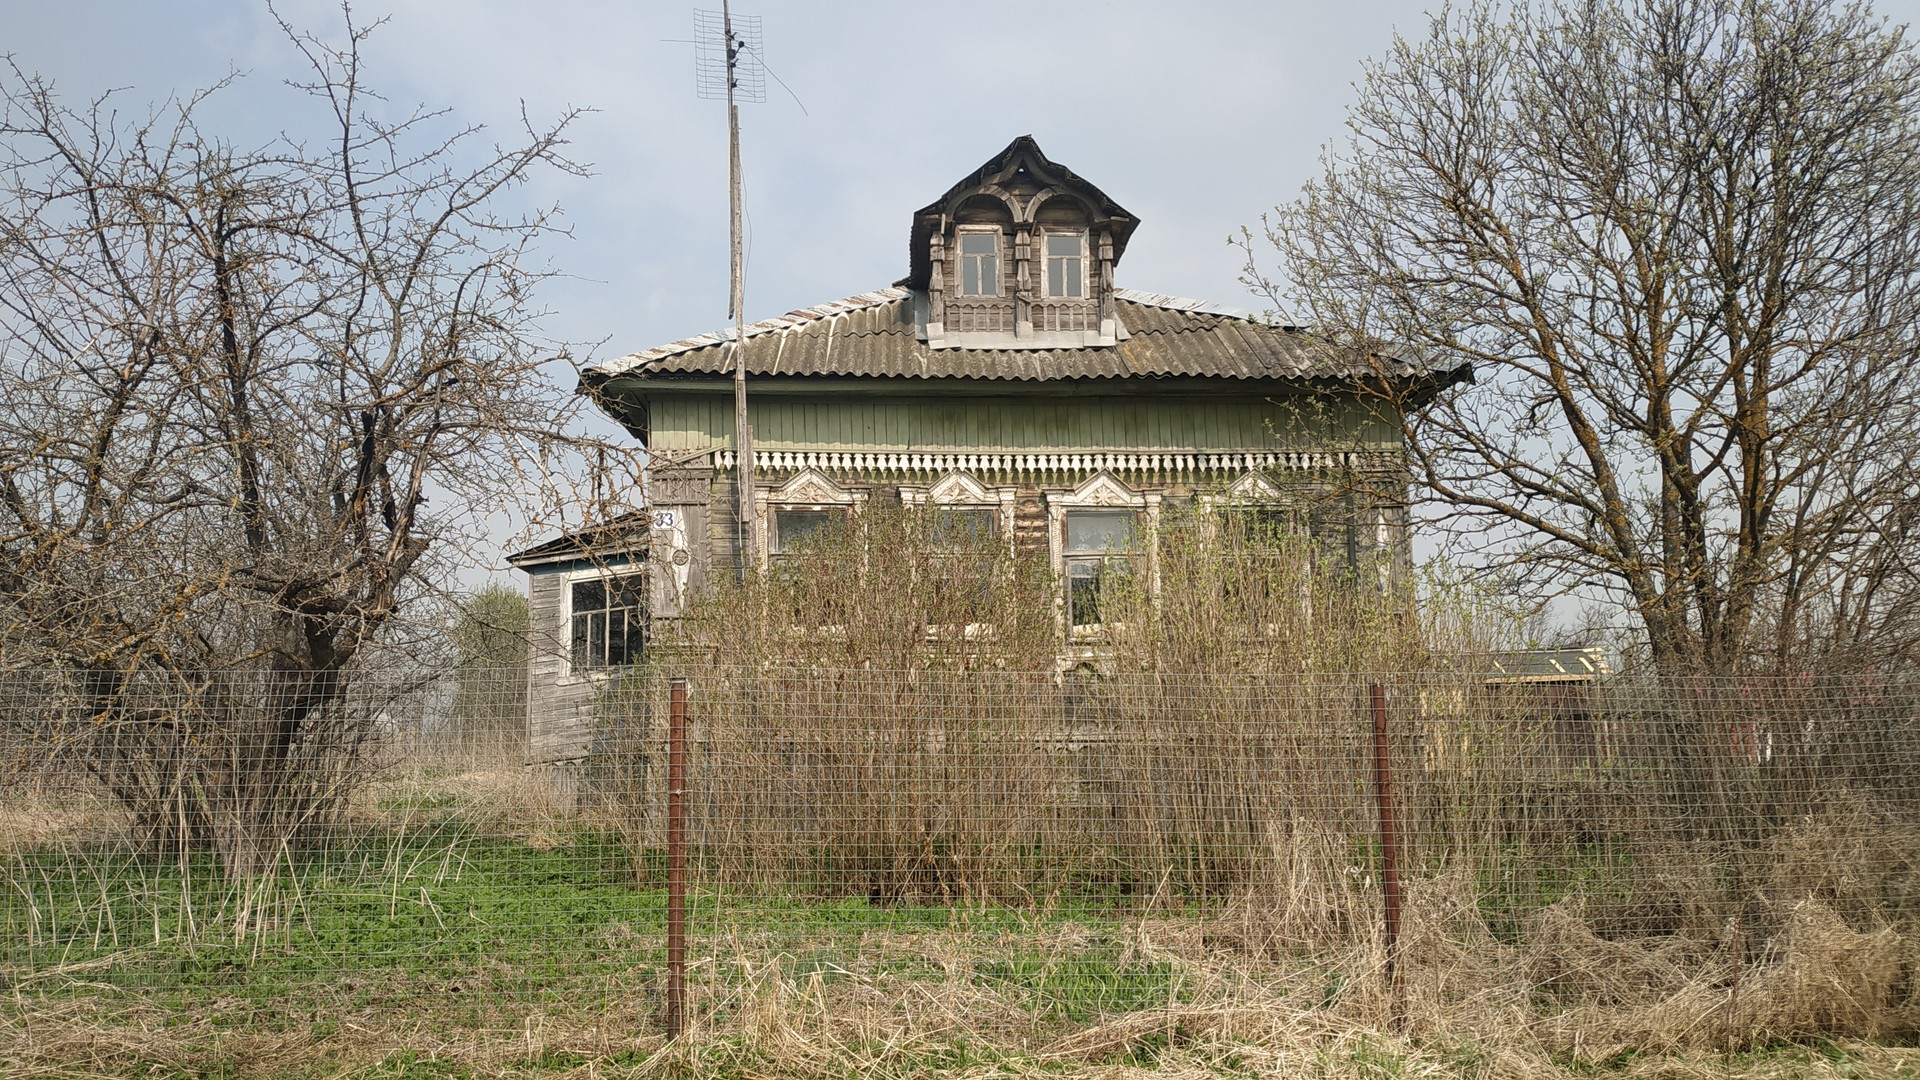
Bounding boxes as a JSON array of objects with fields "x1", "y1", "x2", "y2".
[
  {"x1": 898, "y1": 470, "x2": 1019, "y2": 553},
  {"x1": 716, "y1": 450, "x2": 1386, "y2": 479}
]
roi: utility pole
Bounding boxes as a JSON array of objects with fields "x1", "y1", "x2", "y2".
[
  {"x1": 723, "y1": 1, "x2": 755, "y2": 574},
  {"x1": 695, "y1": 5, "x2": 765, "y2": 575}
]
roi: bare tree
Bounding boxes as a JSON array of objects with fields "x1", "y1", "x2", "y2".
[
  {"x1": 0, "y1": 11, "x2": 604, "y2": 880},
  {"x1": 1250, "y1": 0, "x2": 1920, "y2": 674}
]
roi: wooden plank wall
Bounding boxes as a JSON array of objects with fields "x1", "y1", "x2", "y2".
[
  {"x1": 524, "y1": 569, "x2": 596, "y2": 766},
  {"x1": 645, "y1": 393, "x2": 1399, "y2": 455}
]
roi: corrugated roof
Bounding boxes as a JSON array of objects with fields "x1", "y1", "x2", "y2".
[
  {"x1": 585, "y1": 288, "x2": 1452, "y2": 385},
  {"x1": 506, "y1": 512, "x2": 650, "y2": 569}
]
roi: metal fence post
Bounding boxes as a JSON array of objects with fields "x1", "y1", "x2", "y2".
[
  {"x1": 666, "y1": 677, "x2": 688, "y2": 1040},
  {"x1": 1369, "y1": 682, "x2": 1404, "y2": 1018}
]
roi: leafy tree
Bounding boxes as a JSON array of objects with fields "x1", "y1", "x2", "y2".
[
  {"x1": 448, "y1": 584, "x2": 531, "y2": 763},
  {"x1": 1251, "y1": 0, "x2": 1920, "y2": 673}
]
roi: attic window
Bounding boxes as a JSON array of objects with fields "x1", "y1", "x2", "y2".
[
  {"x1": 1044, "y1": 231, "x2": 1086, "y2": 298},
  {"x1": 957, "y1": 229, "x2": 1000, "y2": 296}
]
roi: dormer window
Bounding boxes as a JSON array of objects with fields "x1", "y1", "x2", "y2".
[
  {"x1": 957, "y1": 229, "x2": 1001, "y2": 296},
  {"x1": 1044, "y1": 230, "x2": 1087, "y2": 299},
  {"x1": 913, "y1": 137, "x2": 1133, "y2": 349}
]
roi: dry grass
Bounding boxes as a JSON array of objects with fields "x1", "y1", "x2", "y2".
[
  {"x1": 18, "y1": 913, "x2": 1917, "y2": 1079},
  {"x1": 0, "y1": 793, "x2": 127, "y2": 854}
]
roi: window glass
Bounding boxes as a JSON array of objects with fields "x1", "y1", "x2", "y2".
[
  {"x1": 1215, "y1": 504, "x2": 1304, "y2": 620},
  {"x1": 570, "y1": 572, "x2": 646, "y2": 669},
  {"x1": 1065, "y1": 509, "x2": 1135, "y2": 553},
  {"x1": 1064, "y1": 509, "x2": 1139, "y2": 630},
  {"x1": 1309, "y1": 496, "x2": 1358, "y2": 574},
  {"x1": 958, "y1": 231, "x2": 999, "y2": 296},
  {"x1": 1221, "y1": 505, "x2": 1297, "y2": 548},
  {"x1": 571, "y1": 578, "x2": 606, "y2": 612},
  {"x1": 772, "y1": 508, "x2": 846, "y2": 558},
  {"x1": 1066, "y1": 558, "x2": 1112, "y2": 629},
  {"x1": 1045, "y1": 232, "x2": 1085, "y2": 298},
  {"x1": 922, "y1": 508, "x2": 998, "y2": 626},
  {"x1": 931, "y1": 507, "x2": 996, "y2": 546}
]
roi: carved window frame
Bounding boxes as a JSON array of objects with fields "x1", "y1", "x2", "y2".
[
  {"x1": 754, "y1": 468, "x2": 866, "y2": 569},
  {"x1": 898, "y1": 471, "x2": 1018, "y2": 555},
  {"x1": 897, "y1": 471, "x2": 1019, "y2": 637},
  {"x1": 954, "y1": 226, "x2": 1003, "y2": 298},
  {"x1": 1196, "y1": 471, "x2": 1302, "y2": 540},
  {"x1": 1046, "y1": 472, "x2": 1161, "y2": 638},
  {"x1": 1040, "y1": 228, "x2": 1089, "y2": 299},
  {"x1": 1198, "y1": 471, "x2": 1312, "y2": 632}
]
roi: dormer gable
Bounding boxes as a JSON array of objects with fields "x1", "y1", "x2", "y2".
[{"x1": 907, "y1": 136, "x2": 1137, "y2": 350}]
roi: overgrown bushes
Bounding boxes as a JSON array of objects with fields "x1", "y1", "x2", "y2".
[{"x1": 598, "y1": 502, "x2": 1920, "y2": 1041}]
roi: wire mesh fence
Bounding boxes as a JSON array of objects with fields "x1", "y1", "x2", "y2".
[{"x1": 5, "y1": 663, "x2": 1920, "y2": 1073}]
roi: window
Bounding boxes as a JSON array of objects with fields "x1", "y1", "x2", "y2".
[
  {"x1": 755, "y1": 468, "x2": 865, "y2": 570},
  {"x1": 930, "y1": 507, "x2": 996, "y2": 546},
  {"x1": 570, "y1": 573, "x2": 646, "y2": 670},
  {"x1": 925, "y1": 506, "x2": 1001, "y2": 628},
  {"x1": 1216, "y1": 503, "x2": 1306, "y2": 622},
  {"x1": 1221, "y1": 504, "x2": 1297, "y2": 548},
  {"x1": 1044, "y1": 231, "x2": 1086, "y2": 299},
  {"x1": 1063, "y1": 509, "x2": 1138, "y2": 630},
  {"x1": 770, "y1": 508, "x2": 848, "y2": 561},
  {"x1": 1309, "y1": 495, "x2": 1360, "y2": 578},
  {"x1": 957, "y1": 229, "x2": 1000, "y2": 297}
]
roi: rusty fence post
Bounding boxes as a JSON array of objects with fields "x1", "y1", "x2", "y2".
[
  {"x1": 1369, "y1": 682, "x2": 1405, "y2": 1017},
  {"x1": 666, "y1": 677, "x2": 688, "y2": 1040}
]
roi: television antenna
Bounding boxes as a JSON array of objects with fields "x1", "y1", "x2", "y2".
[
  {"x1": 694, "y1": 5, "x2": 764, "y2": 575},
  {"x1": 694, "y1": 8, "x2": 765, "y2": 103}
]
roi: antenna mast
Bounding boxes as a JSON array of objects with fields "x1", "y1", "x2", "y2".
[{"x1": 695, "y1": 5, "x2": 765, "y2": 575}]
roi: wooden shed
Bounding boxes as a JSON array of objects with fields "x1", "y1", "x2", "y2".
[{"x1": 505, "y1": 513, "x2": 651, "y2": 766}]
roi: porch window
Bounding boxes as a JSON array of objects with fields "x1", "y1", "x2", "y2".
[
  {"x1": 571, "y1": 573, "x2": 647, "y2": 669},
  {"x1": 1064, "y1": 509, "x2": 1138, "y2": 630}
]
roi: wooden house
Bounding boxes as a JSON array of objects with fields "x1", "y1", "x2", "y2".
[{"x1": 513, "y1": 136, "x2": 1468, "y2": 766}]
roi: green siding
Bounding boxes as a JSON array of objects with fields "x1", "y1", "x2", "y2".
[{"x1": 644, "y1": 393, "x2": 1398, "y2": 455}]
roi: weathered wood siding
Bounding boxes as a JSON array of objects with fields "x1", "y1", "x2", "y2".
[
  {"x1": 523, "y1": 562, "x2": 642, "y2": 766},
  {"x1": 525, "y1": 568, "x2": 590, "y2": 764},
  {"x1": 644, "y1": 391, "x2": 1397, "y2": 456}
]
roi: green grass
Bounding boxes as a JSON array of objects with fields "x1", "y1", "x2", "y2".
[
  {"x1": 1472, "y1": 842, "x2": 1638, "y2": 941},
  {"x1": 3, "y1": 822, "x2": 1167, "y2": 1036},
  {"x1": 7, "y1": 816, "x2": 1919, "y2": 1079},
  {"x1": 976, "y1": 951, "x2": 1183, "y2": 1022},
  {"x1": 4, "y1": 822, "x2": 672, "y2": 1020}
]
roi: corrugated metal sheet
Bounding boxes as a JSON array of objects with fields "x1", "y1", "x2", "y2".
[
  {"x1": 506, "y1": 511, "x2": 650, "y2": 568},
  {"x1": 586, "y1": 288, "x2": 1451, "y2": 384}
]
